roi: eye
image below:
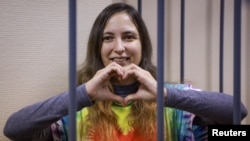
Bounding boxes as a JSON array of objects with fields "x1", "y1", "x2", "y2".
[
  {"x1": 124, "y1": 35, "x2": 136, "y2": 41},
  {"x1": 103, "y1": 36, "x2": 113, "y2": 42}
]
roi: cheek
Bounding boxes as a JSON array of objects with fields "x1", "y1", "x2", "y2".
[
  {"x1": 100, "y1": 45, "x2": 111, "y2": 66},
  {"x1": 131, "y1": 43, "x2": 142, "y2": 64},
  {"x1": 136, "y1": 49, "x2": 142, "y2": 64}
]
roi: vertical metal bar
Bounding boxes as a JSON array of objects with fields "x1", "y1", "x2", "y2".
[
  {"x1": 180, "y1": 0, "x2": 185, "y2": 83},
  {"x1": 157, "y1": 0, "x2": 164, "y2": 140},
  {"x1": 137, "y1": 0, "x2": 142, "y2": 15},
  {"x1": 219, "y1": 0, "x2": 224, "y2": 92},
  {"x1": 69, "y1": 0, "x2": 77, "y2": 140},
  {"x1": 233, "y1": 0, "x2": 241, "y2": 125}
]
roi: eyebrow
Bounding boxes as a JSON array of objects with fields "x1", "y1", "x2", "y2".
[
  {"x1": 103, "y1": 32, "x2": 113, "y2": 36},
  {"x1": 123, "y1": 31, "x2": 137, "y2": 35},
  {"x1": 103, "y1": 31, "x2": 138, "y2": 36}
]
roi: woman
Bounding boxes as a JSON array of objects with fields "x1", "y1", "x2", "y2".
[{"x1": 4, "y1": 3, "x2": 248, "y2": 141}]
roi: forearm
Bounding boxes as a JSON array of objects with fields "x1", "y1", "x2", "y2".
[
  {"x1": 3, "y1": 84, "x2": 93, "y2": 141},
  {"x1": 165, "y1": 88, "x2": 248, "y2": 124}
]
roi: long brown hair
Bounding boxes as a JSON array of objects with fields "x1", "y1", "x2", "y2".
[{"x1": 78, "y1": 3, "x2": 157, "y2": 141}]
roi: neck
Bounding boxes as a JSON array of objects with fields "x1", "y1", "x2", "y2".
[{"x1": 112, "y1": 81, "x2": 139, "y2": 98}]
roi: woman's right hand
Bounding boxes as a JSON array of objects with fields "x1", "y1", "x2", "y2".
[{"x1": 85, "y1": 62, "x2": 125, "y2": 105}]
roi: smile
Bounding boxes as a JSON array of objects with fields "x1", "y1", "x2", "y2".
[{"x1": 111, "y1": 57, "x2": 129, "y2": 62}]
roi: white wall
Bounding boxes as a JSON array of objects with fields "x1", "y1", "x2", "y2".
[
  {"x1": 0, "y1": 0, "x2": 249, "y2": 140},
  {"x1": 0, "y1": 0, "x2": 112, "y2": 140},
  {"x1": 139, "y1": 0, "x2": 250, "y2": 124}
]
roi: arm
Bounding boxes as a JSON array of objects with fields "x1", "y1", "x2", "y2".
[
  {"x1": 165, "y1": 88, "x2": 248, "y2": 124},
  {"x1": 3, "y1": 84, "x2": 93, "y2": 141}
]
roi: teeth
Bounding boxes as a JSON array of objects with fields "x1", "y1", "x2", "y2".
[{"x1": 113, "y1": 58, "x2": 127, "y2": 61}]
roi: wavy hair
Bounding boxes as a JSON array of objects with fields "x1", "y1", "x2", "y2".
[{"x1": 78, "y1": 3, "x2": 158, "y2": 141}]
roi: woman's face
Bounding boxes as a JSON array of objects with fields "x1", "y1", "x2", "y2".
[{"x1": 101, "y1": 12, "x2": 142, "y2": 67}]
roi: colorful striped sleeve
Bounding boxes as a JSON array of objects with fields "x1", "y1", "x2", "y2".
[{"x1": 164, "y1": 83, "x2": 207, "y2": 141}]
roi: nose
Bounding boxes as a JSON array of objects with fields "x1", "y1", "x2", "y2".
[{"x1": 114, "y1": 39, "x2": 125, "y2": 54}]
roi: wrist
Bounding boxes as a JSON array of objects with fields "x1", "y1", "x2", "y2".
[{"x1": 85, "y1": 81, "x2": 96, "y2": 100}]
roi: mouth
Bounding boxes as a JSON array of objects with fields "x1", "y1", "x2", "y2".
[{"x1": 110, "y1": 57, "x2": 130, "y2": 63}]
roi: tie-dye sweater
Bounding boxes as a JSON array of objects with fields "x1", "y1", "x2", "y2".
[
  {"x1": 51, "y1": 84, "x2": 207, "y2": 141},
  {"x1": 5, "y1": 83, "x2": 246, "y2": 141}
]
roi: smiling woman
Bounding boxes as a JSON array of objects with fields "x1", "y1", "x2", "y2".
[
  {"x1": 101, "y1": 12, "x2": 142, "y2": 69},
  {"x1": 101, "y1": 12, "x2": 142, "y2": 85},
  {"x1": 3, "y1": 2, "x2": 248, "y2": 141}
]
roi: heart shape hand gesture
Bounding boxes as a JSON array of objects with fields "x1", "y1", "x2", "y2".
[{"x1": 85, "y1": 62, "x2": 165, "y2": 106}]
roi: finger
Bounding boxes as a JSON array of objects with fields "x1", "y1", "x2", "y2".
[
  {"x1": 124, "y1": 93, "x2": 139, "y2": 105},
  {"x1": 123, "y1": 69, "x2": 148, "y2": 84},
  {"x1": 107, "y1": 63, "x2": 124, "y2": 78},
  {"x1": 96, "y1": 64, "x2": 123, "y2": 82},
  {"x1": 110, "y1": 95, "x2": 125, "y2": 106},
  {"x1": 122, "y1": 66, "x2": 138, "y2": 79},
  {"x1": 122, "y1": 64, "x2": 149, "y2": 80}
]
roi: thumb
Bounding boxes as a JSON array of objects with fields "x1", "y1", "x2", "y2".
[
  {"x1": 124, "y1": 94, "x2": 139, "y2": 105},
  {"x1": 110, "y1": 95, "x2": 125, "y2": 106}
]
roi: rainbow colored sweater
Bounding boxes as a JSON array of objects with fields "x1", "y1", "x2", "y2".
[{"x1": 50, "y1": 84, "x2": 207, "y2": 141}]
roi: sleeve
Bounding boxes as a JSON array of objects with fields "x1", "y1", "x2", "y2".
[
  {"x1": 50, "y1": 117, "x2": 68, "y2": 141},
  {"x1": 164, "y1": 83, "x2": 248, "y2": 125},
  {"x1": 164, "y1": 84, "x2": 206, "y2": 141},
  {"x1": 3, "y1": 84, "x2": 93, "y2": 141},
  {"x1": 165, "y1": 107, "x2": 196, "y2": 141},
  {"x1": 50, "y1": 109, "x2": 88, "y2": 141}
]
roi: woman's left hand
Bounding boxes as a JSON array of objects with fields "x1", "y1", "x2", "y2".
[{"x1": 122, "y1": 64, "x2": 166, "y2": 105}]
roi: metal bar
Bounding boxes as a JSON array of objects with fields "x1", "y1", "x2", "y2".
[
  {"x1": 180, "y1": 0, "x2": 185, "y2": 83},
  {"x1": 68, "y1": 0, "x2": 77, "y2": 140},
  {"x1": 157, "y1": 0, "x2": 164, "y2": 140},
  {"x1": 233, "y1": 0, "x2": 241, "y2": 125},
  {"x1": 138, "y1": 0, "x2": 142, "y2": 15},
  {"x1": 219, "y1": 0, "x2": 224, "y2": 92}
]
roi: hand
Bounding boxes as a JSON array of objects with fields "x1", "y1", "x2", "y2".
[
  {"x1": 85, "y1": 62, "x2": 125, "y2": 105},
  {"x1": 85, "y1": 63, "x2": 167, "y2": 106},
  {"x1": 122, "y1": 64, "x2": 158, "y2": 105}
]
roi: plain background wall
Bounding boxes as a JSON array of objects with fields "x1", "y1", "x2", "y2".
[
  {"x1": 0, "y1": 0, "x2": 112, "y2": 140},
  {"x1": 0, "y1": 0, "x2": 249, "y2": 140}
]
